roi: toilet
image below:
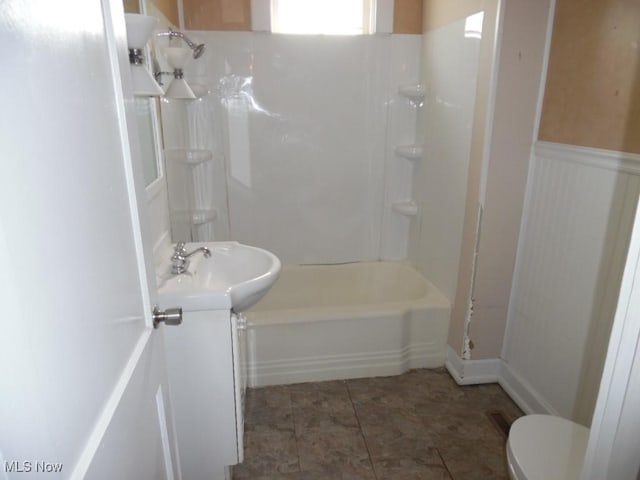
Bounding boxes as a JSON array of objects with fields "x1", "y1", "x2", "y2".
[{"x1": 506, "y1": 414, "x2": 590, "y2": 480}]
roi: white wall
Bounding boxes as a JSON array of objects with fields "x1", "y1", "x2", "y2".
[
  {"x1": 502, "y1": 142, "x2": 640, "y2": 424},
  {"x1": 409, "y1": 14, "x2": 483, "y2": 301},
  {"x1": 176, "y1": 32, "x2": 421, "y2": 264}
]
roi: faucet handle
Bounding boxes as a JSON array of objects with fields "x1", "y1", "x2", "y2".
[
  {"x1": 174, "y1": 241, "x2": 187, "y2": 255},
  {"x1": 170, "y1": 241, "x2": 191, "y2": 274}
]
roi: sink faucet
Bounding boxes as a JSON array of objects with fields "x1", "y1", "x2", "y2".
[{"x1": 171, "y1": 241, "x2": 212, "y2": 274}]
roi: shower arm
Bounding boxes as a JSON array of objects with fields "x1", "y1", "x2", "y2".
[
  {"x1": 157, "y1": 28, "x2": 188, "y2": 45},
  {"x1": 156, "y1": 28, "x2": 205, "y2": 58}
]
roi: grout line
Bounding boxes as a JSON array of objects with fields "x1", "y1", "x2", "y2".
[
  {"x1": 345, "y1": 380, "x2": 379, "y2": 480},
  {"x1": 435, "y1": 447, "x2": 455, "y2": 480}
]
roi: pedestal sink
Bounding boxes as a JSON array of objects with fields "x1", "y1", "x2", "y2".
[
  {"x1": 156, "y1": 241, "x2": 280, "y2": 479},
  {"x1": 157, "y1": 241, "x2": 281, "y2": 312}
]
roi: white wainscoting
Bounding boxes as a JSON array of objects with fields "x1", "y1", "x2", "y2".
[{"x1": 448, "y1": 142, "x2": 640, "y2": 422}]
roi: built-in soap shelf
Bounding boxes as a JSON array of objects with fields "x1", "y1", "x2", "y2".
[
  {"x1": 394, "y1": 145, "x2": 423, "y2": 161},
  {"x1": 164, "y1": 148, "x2": 213, "y2": 165},
  {"x1": 392, "y1": 201, "x2": 418, "y2": 216},
  {"x1": 170, "y1": 208, "x2": 218, "y2": 226},
  {"x1": 398, "y1": 84, "x2": 425, "y2": 106}
]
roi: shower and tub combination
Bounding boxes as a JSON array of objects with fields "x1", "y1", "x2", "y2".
[
  {"x1": 160, "y1": 17, "x2": 483, "y2": 386},
  {"x1": 245, "y1": 261, "x2": 450, "y2": 386}
]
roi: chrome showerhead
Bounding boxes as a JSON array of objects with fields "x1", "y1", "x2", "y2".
[
  {"x1": 191, "y1": 42, "x2": 206, "y2": 59},
  {"x1": 157, "y1": 28, "x2": 206, "y2": 59}
]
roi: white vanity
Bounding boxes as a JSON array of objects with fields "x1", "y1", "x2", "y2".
[{"x1": 156, "y1": 241, "x2": 280, "y2": 480}]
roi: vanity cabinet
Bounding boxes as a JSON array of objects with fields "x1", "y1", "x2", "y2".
[{"x1": 162, "y1": 309, "x2": 246, "y2": 480}]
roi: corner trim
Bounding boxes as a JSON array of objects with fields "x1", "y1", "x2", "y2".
[{"x1": 445, "y1": 346, "x2": 501, "y2": 385}]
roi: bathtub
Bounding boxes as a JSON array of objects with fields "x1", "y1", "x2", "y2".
[{"x1": 245, "y1": 261, "x2": 451, "y2": 387}]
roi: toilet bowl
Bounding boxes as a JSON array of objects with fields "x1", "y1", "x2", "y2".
[{"x1": 506, "y1": 414, "x2": 590, "y2": 480}]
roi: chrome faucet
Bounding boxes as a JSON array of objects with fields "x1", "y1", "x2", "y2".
[{"x1": 171, "y1": 241, "x2": 212, "y2": 274}]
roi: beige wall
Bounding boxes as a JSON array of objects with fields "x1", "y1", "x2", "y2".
[
  {"x1": 394, "y1": 0, "x2": 424, "y2": 33},
  {"x1": 440, "y1": 0, "x2": 551, "y2": 359},
  {"x1": 125, "y1": 0, "x2": 179, "y2": 26},
  {"x1": 124, "y1": 0, "x2": 141, "y2": 14},
  {"x1": 451, "y1": 1, "x2": 500, "y2": 356},
  {"x1": 422, "y1": 0, "x2": 484, "y2": 32},
  {"x1": 180, "y1": 0, "x2": 424, "y2": 32},
  {"x1": 183, "y1": 0, "x2": 251, "y2": 31},
  {"x1": 154, "y1": 0, "x2": 180, "y2": 26},
  {"x1": 539, "y1": 0, "x2": 640, "y2": 154},
  {"x1": 467, "y1": 0, "x2": 640, "y2": 360},
  {"x1": 467, "y1": 0, "x2": 552, "y2": 359}
]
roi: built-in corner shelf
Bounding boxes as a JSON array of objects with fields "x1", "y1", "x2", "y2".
[
  {"x1": 170, "y1": 208, "x2": 218, "y2": 226},
  {"x1": 164, "y1": 148, "x2": 213, "y2": 165},
  {"x1": 394, "y1": 145, "x2": 423, "y2": 161},
  {"x1": 398, "y1": 84, "x2": 425, "y2": 105},
  {"x1": 392, "y1": 201, "x2": 418, "y2": 216}
]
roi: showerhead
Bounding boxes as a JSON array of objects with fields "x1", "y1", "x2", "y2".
[
  {"x1": 157, "y1": 28, "x2": 206, "y2": 59},
  {"x1": 191, "y1": 42, "x2": 206, "y2": 59}
]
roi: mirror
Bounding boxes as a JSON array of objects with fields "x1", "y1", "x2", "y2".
[
  {"x1": 133, "y1": 97, "x2": 163, "y2": 187},
  {"x1": 124, "y1": 0, "x2": 164, "y2": 189}
]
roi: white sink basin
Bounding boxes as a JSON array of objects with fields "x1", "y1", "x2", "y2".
[{"x1": 157, "y1": 241, "x2": 281, "y2": 312}]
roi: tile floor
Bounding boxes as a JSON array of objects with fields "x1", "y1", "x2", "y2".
[{"x1": 232, "y1": 368, "x2": 523, "y2": 479}]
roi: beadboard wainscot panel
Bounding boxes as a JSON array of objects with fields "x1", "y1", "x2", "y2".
[{"x1": 502, "y1": 141, "x2": 640, "y2": 424}]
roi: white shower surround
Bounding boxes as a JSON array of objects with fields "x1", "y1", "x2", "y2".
[
  {"x1": 409, "y1": 16, "x2": 482, "y2": 301},
  {"x1": 181, "y1": 32, "x2": 422, "y2": 264}
]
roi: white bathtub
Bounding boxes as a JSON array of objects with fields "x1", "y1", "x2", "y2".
[{"x1": 245, "y1": 261, "x2": 451, "y2": 387}]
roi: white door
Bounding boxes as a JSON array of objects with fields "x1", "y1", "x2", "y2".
[
  {"x1": 582, "y1": 194, "x2": 640, "y2": 480},
  {"x1": 0, "y1": 1, "x2": 179, "y2": 478}
]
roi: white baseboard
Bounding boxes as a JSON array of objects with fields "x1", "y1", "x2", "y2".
[
  {"x1": 250, "y1": 343, "x2": 561, "y2": 417},
  {"x1": 445, "y1": 346, "x2": 559, "y2": 416},
  {"x1": 499, "y1": 361, "x2": 560, "y2": 416},
  {"x1": 445, "y1": 346, "x2": 502, "y2": 385}
]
